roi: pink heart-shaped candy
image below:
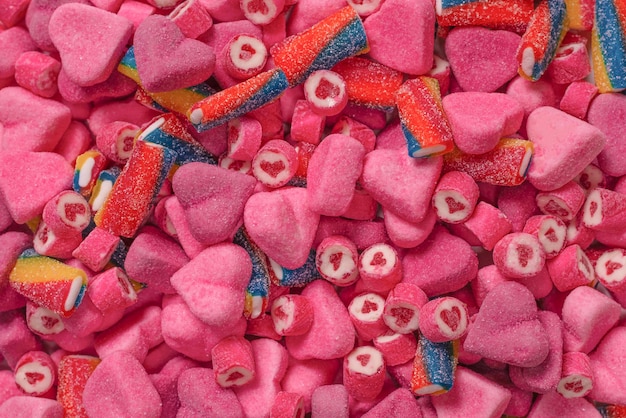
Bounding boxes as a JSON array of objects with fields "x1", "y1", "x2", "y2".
[
  {"x1": 445, "y1": 26, "x2": 521, "y2": 93},
  {"x1": 134, "y1": 15, "x2": 216, "y2": 92},
  {"x1": 243, "y1": 187, "x2": 319, "y2": 269},
  {"x1": 49, "y1": 3, "x2": 133, "y2": 87},
  {"x1": 172, "y1": 162, "x2": 257, "y2": 246},
  {"x1": 589, "y1": 327, "x2": 626, "y2": 405},
  {"x1": 464, "y1": 281, "x2": 550, "y2": 367}
]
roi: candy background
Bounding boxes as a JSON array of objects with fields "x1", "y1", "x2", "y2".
[{"x1": 1, "y1": 0, "x2": 626, "y2": 416}]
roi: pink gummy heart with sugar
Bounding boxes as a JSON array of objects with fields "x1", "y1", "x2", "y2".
[
  {"x1": 360, "y1": 148, "x2": 442, "y2": 224},
  {"x1": 49, "y1": 3, "x2": 132, "y2": 87},
  {"x1": 0, "y1": 86, "x2": 71, "y2": 152},
  {"x1": 463, "y1": 281, "x2": 550, "y2": 367},
  {"x1": 442, "y1": 92, "x2": 524, "y2": 155},
  {"x1": 0, "y1": 151, "x2": 73, "y2": 224},
  {"x1": 589, "y1": 326, "x2": 626, "y2": 405},
  {"x1": 134, "y1": 15, "x2": 216, "y2": 93},
  {"x1": 172, "y1": 162, "x2": 257, "y2": 246},
  {"x1": 170, "y1": 243, "x2": 252, "y2": 328},
  {"x1": 445, "y1": 26, "x2": 521, "y2": 92},
  {"x1": 244, "y1": 187, "x2": 320, "y2": 269}
]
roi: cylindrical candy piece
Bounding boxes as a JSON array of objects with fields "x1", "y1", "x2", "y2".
[
  {"x1": 556, "y1": 351, "x2": 593, "y2": 398},
  {"x1": 9, "y1": 249, "x2": 87, "y2": 317},
  {"x1": 211, "y1": 335, "x2": 255, "y2": 388},
  {"x1": 582, "y1": 188, "x2": 626, "y2": 232},
  {"x1": 73, "y1": 149, "x2": 108, "y2": 198},
  {"x1": 432, "y1": 171, "x2": 480, "y2": 224},
  {"x1": 14, "y1": 51, "x2": 61, "y2": 98},
  {"x1": 536, "y1": 181, "x2": 585, "y2": 222},
  {"x1": 517, "y1": 0, "x2": 569, "y2": 81},
  {"x1": 396, "y1": 76, "x2": 454, "y2": 158},
  {"x1": 42, "y1": 190, "x2": 92, "y2": 237},
  {"x1": 224, "y1": 34, "x2": 269, "y2": 80},
  {"x1": 88, "y1": 267, "x2": 138, "y2": 313},
  {"x1": 57, "y1": 355, "x2": 101, "y2": 418},
  {"x1": 443, "y1": 138, "x2": 534, "y2": 186},
  {"x1": 251, "y1": 139, "x2": 298, "y2": 188},
  {"x1": 418, "y1": 297, "x2": 469, "y2": 343},
  {"x1": 271, "y1": 294, "x2": 313, "y2": 336},
  {"x1": 271, "y1": 6, "x2": 369, "y2": 87},
  {"x1": 303, "y1": 70, "x2": 348, "y2": 116},
  {"x1": 227, "y1": 116, "x2": 262, "y2": 161},
  {"x1": 348, "y1": 293, "x2": 389, "y2": 342},
  {"x1": 95, "y1": 121, "x2": 140, "y2": 164},
  {"x1": 89, "y1": 166, "x2": 121, "y2": 213},
  {"x1": 372, "y1": 331, "x2": 417, "y2": 367},
  {"x1": 522, "y1": 215, "x2": 567, "y2": 259},
  {"x1": 94, "y1": 140, "x2": 177, "y2": 238},
  {"x1": 25, "y1": 303, "x2": 65, "y2": 336},
  {"x1": 343, "y1": 345, "x2": 386, "y2": 401},
  {"x1": 315, "y1": 235, "x2": 359, "y2": 286},
  {"x1": 357, "y1": 243, "x2": 402, "y2": 293},
  {"x1": 383, "y1": 283, "x2": 429, "y2": 334},
  {"x1": 14, "y1": 351, "x2": 56, "y2": 396},
  {"x1": 591, "y1": 0, "x2": 626, "y2": 93},
  {"x1": 594, "y1": 248, "x2": 626, "y2": 293},
  {"x1": 546, "y1": 244, "x2": 595, "y2": 292},
  {"x1": 270, "y1": 391, "x2": 305, "y2": 418},
  {"x1": 240, "y1": 0, "x2": 284, "y2": 25},
  {"x1": 168, "y1": 0, "x2": 212, "y2": 39},
  {"x1": 268, "y1": 251, "x2": 318, "y2": 288},
  {"x1": 189, "y1": 68, "x2": 288, "y2": 131},
  {"x1": 493, "y1": 232, "x2": 546, "y2": 279},
  {"x1": 411, "y1": 333, "x2": 458, "y2": 396},
  {"x1": 435, "y1": 0, "x2": 534, "y2": 31}
]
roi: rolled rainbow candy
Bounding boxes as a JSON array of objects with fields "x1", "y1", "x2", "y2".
[
  {"x1": 89, "y1": 166, "x2": 121, "y2": 213},
  {"x1": 271, "y1": 5, "x2": 369, "y2": 87},
  {"x1": 596, "y1": 404, "x2": 626, "y2": 418},
  {"x1": 188, "y1": 68, "x2": 288, "y2": 132},
  {"x1": 118, "y1": 46, "x2": 216, "y2": 115},
  {"x1": 73, "y1": 149, "x2": 107, "y2": 198},
  {"x1": 137, "y1": 113, "x2": 217, "y2": 166},
  {"x1": 443, "y1": 137, "x2": 534, "y2": 186},
  {"x1": 517, "y1": 0, "x2": 569, "y2": 81},
  {"x1": 268, "y1": 250, "x2": 319, "y2": 288},
  {"x1": 592, "y1": 0, "x2": 626, "y2": 93},
  {"x1": 396, "y1": 76, "x2": 455, "y2": 158},
  {"x1": 436, "y1": 0, "x2": 534, "y2": 32},
  {"x1": 411, "y1": 332, "x2": 459, "y2": 396},
  {"x1": 9, "y1": 248, "x2": 87, "y2": 318},
  {"x1": 565, "y1": 0, "x2": 594, "y2": 30},
  {"x1": 332, "y1": 57, "x2": 404, "y2": 111},
  {"x1": 233, "y1": 227, "x2": 270, "y2": 320},
  {"x1": 94, "y1": 140, "x2": 177, "y2": 238}
]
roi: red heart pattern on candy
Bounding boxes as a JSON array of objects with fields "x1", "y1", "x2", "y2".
[
  {"x1": 464, "y1": 281, "x2": 550, "y2": 368},
  {"x1": 134, "y1": 15, "x2": 216, "y2": 93},
  {"x1": 172, "y1": 162, "x2": 257, "y2": 246},
  {"x1": 445, "y1": 26, "x2": 521, "y2": 93},
  {"x1": 49, "y1": 3, "x2": 133, "y2": 87}
]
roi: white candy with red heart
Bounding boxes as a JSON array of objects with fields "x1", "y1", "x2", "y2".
[
  {"x1": 546, "y1": 245, "x2": 595, "y2": 292},
  {"x1": 343, "y1": 345, "x2": 386, "y2": 401},
  {"x1": 372, "y1": 331, "x2": 417, "y2": 367},
  {"x1": 382, "y1": 283, "x2": 428, "y2": 334},
  {"x1": 357, "y1": 243, "x2": 402, "y2": 293},
  {"x1": 348, "y1": 293, "x2": 389, "y2": 342},
  {"x1": 219, "y1": 154, "x2": 252, "y2": 175},
  {"x1": 432, "y1": 171, "x2": 479, "y2": 224},
  {"x1": 346, "y1": 0, "x2": 384, "y2": 16},
  {"x1": 557, "y1": 351, "x2": 593, "y2": 399},
  {"x1": 523, "y1": 215, "x2": 567, "y2": 259},
  {"x1": 315, "y1": 235, "x2": 359, "y2": 286},
  {"x1": 595, "y1": 248, "x2": 626, "y2": 293},
  {"x1": 211, "y1": 335, "x2": 255, "y2": 388},
  {"x1": 240, "y1": 0, "x2": 285, "y2": 25},
  {"x1": 251, "y1": 139, "x2": 298, "y2": 188},
  {"x1": 582, "y1": 188, "x2": 626, "y2": 232},
  {"x1": 88, "y1": 267, "x2": 138, "y2": 313},
  {"x1": 26, "y1": 303, "x2": 65, "y2": 336},
  {"x1": 303, "y1": 70, "x2": 348, "y2": 117},
  {"x1": 33, "y1": 220, "x2": 82, "y2": 259},
  {"x1": 42, "y1": 190, "x2": 92, "y2": 237},
  {"x1": 14, "y1": 351, "x2": 56, "y2": 396},
  {"x1": 224, "y1": 34, "x2": 268, "y2": 80},
  {"x1": 271, "y1": 294, "x2": 313, "y2": 336},
  {"x1": 418, "y1": 296, "x2": 469, "y2": 343},
  {"x1": 536, "y1": 181, "x2": 585, "y2": 222},
  {"x1": 493, "y1": 232, "x2": 546, "y2": 279},
  {"x1": 95, "y1": 121, "x2": 139, "y2": 164}
]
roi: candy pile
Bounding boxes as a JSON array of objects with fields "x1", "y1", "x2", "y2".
[{"x1": 1, "y1": 0, "x2": 626, "y2": 416}]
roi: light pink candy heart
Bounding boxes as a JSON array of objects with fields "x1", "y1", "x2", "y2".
[
  {"x1": 589, "y1": 327, "x2": 626, "y2": 405},
  {"x1": 464, "y1": 281, "x2": 550, "y2": 367},
  {"x1": 442, "y1": 92, "x2": 524, "y2": 154},
  {"x1": 134, "y1": 15, "x2": 216, "y2": 92},
  {"x1": 243, "y1": 187, "x2": 319, "y2": 269},
  {"x1": 445, "y1": 26, "x2": 521, "y2": 92},
  {"x1": 360, "y1": 148, "x2": 442, "y2": 224},
  {"x1": 0, "y1": 151, "x2": 73, "y2": 224},
  {"x1": 49, "y1": 3, "x2": 133, "y2": 87},
  {"x1": 172, "y1": 162, "x2": 257, "y2": 246}
]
